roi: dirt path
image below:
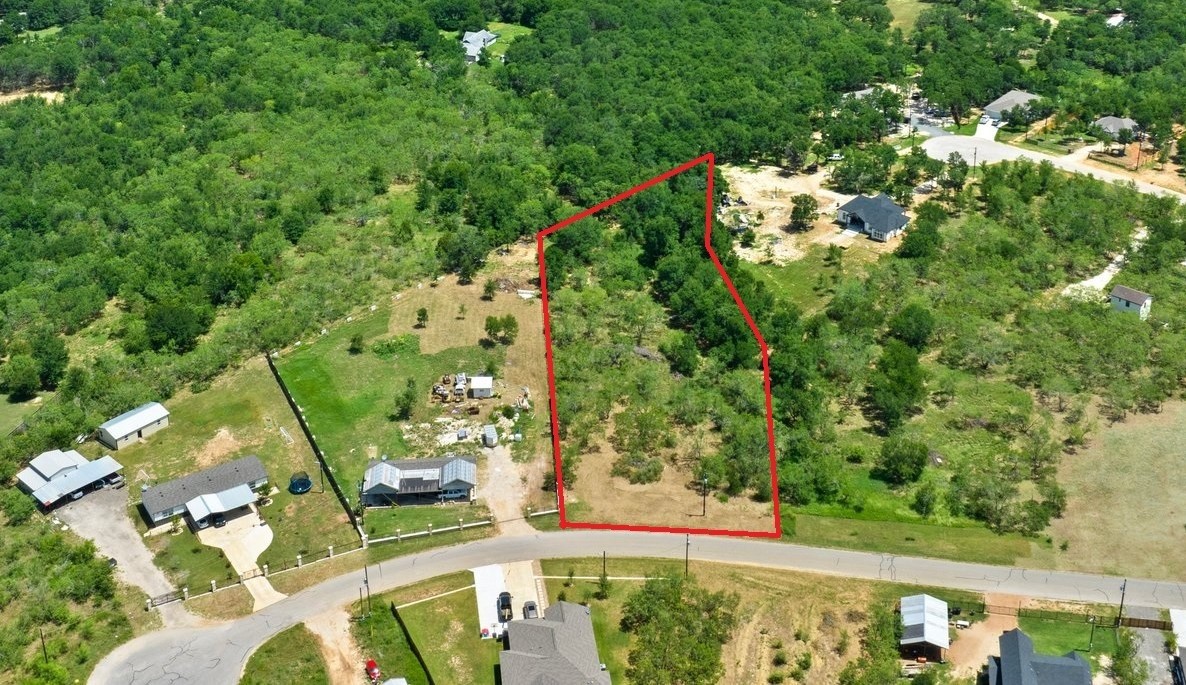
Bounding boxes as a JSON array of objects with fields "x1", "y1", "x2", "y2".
[
  {"x1": 482, "y1": 444, "x2": 534, "y2": 536},
  {"x1": 1060, "y1": 227, "x2": 1147, "y2": 299},
  {"x1": 304, "y1": 607, "x2": 366, "y2": 685},
  {"x1": 947, "y1": 594, "x2": 1022, "y2": 678},
  {"x1": 0, "y1": 89, "x2": 62, "y2": 105}
]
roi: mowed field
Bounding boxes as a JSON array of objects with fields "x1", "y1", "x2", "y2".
[
  {"x1": 1049, "y1": 398, "x2": 1186, "y2": 579},
  {"x1": 542, "y1": 557, "x2": 983, "y2": 684}
]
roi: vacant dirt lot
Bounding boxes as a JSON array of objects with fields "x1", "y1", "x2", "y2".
[
  {"x1": 304, "y1": 607, "x2": 366, "y2": 685},
  {"x1": 0, "y1": 89, "x2": 63, "y2": 105},
  {"x1": 567, "y1": 432, "x2": 776, "y2": 533},
  {"x1": 1049, "y1": 398, "x2": 1186, "y2": 579},
  {"x1": 947, "y1": 594, "x2": 1022, "y2": 679}
]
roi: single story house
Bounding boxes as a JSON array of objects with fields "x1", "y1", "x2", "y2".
[
  {"x1": 98, "y1": 401, "x2": 170, "y2": 450},
  {"x1": 470, "y1": 375, "x2": 494, "y2": 399},
  {"x1": 361, "y1": 454, "x2": 477, "y2": 506},
  {"x1": 1093, "y1": 115, "x2": 1138, "y2": 140},
  {"x1": 986, "y1": 628, "x2": 1090, "y2": 685},
  {"x1": 837, "y1": 194, "x2": 909, "y2": 241},
  {"x1": 483, "y1": 424, "x2": 499, "y2": 447},
  {"x1": 16, "y1": 449, "x2": 123, "y2": 508},
  {"x1": 461, "y1": 29, "x2": 497, "y2": 63},
  {"x1": 500, "y1": 601, "x2": 612, "y2": 685},
  {"x1": 140, "y1": 455, "x2": 269, "y2": 526},
  {"x1": 1109, "y1": 285, "x2": 1152, "y2": 320},
  {"x1": 899, "y1": 594, "x2": 950, "y2": 662},
  {"x1": 1105, "y1": 11, "x2": 1126, "y2": 26},
  {"x1": 984, "y1": 90, "x2": 1040, "y2": 121}
]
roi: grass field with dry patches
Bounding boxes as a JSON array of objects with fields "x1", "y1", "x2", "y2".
[{"x1": 1049, "y1": 398, "x2": 1186, "y2": 579}]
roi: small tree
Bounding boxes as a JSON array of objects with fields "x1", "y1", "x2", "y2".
[
  {"x1": 393, "y1": 378, "x2": 417, "y2": 420},
  {"x1": 876, "y1": 435, "x2": 928, "y2": 486},
  {"x1": 416, "y1": 307, "x2": 428, "y2": 328},
  {"x1": 788, "y1": 194, "x2": 818, "y2": 232},
  {"x1": 457, "y1": 304, "x2": 466, "y2": 320},
  {"x1": 484, "y1": 316, "x2": 503, "y2": 342},
  {"x1": 483, "y1": 279, "x2": 497, "y2": 300},
  {"x1": 348, "y1": 334, "x2": 365, "y2": 355},
  {"x1": 596, "y1": 571, "x2": 612, "y2": 600}
]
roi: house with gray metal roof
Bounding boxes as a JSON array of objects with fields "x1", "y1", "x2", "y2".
[
  {"x1": 16, "y1": 449, "x2": 123, "y2": 508},
  {"x1": 140, "y1": 455, "x2": 268, "y2": 526},
  {"x1": 461, "y1": 29, "x2": 498, "y2": 63},
  {"x1": 98, "y1": 401, "x2": 169, "y2": 450},
  {"x1": 986, "y1": 628, "x2": 1090, "y2": 685},
  {"x1": 984, "y1": 90, "x2": 1040, "y2": 121},
  {"x1": 899, "y1": 594, "x2": 950, "y2": 662},
  {"x1": 837, "y1": 194, "x2": 909, "y2": 241},
  {"x1": 362, "y1": 454, "x2": 477, "y2": 506},
  {"x1": 1109, "y1": 285, "x2": 1152, "y2": 320},
  {"x1": 500, "y1": 601, "x2": 611, "y2": 685}
]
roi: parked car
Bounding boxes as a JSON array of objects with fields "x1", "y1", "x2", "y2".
[
  {"x1": 523, "y1": 601, "x2": 539, "y2": 619},
  {"x1": 826, "y1": 152, "x2": 844, "y2": 161},
  {"x1": 497, "y1": 592, "x2": 513, "y2": 623},
  {"x1": 212, "y1": 513, "x2": 227, "y2": 528},
  {"x1": 70, "y1": 490, "x2": 84, "y2": 500},
  {"x1": 979, "y1": 115, "x2": 989, "y2": 125}
]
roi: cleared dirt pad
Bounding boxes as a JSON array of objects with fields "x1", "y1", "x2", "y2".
[
  {"x1": 304, "y1": 607, "x2": 366, "y2": 685},
  {"x1": 191, "y1": 427, "x2": 243, "y2": 469}
]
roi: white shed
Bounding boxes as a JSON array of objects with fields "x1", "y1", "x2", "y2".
[
  {"x1": 471, "y1": 376, "x2": 494, "y2": 399},
  {"x1": 98, "y1": 402, "x2": 170, "y2": 450},
  {"x1": 483, "y1": 425, "x2": 499, "y2": 447}
]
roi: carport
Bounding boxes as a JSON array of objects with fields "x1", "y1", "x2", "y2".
[{"x1": 186, "y1": 483, "x2": 255, "y2": 528}]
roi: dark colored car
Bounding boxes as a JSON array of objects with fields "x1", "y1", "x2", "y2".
[
  {"x1": 212, "y1": 513, "x2": 227, "y2": 528},
  {"x1": 522, "y1": 601, "x2": 538, "y2": 619},
  {"x1": 497, "y1": 592, "x2": 513, "y2": 623}
]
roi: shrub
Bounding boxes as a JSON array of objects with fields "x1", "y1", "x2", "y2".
[{"x1": 773, "y1": 650, "x2": 788, "y2": 666}]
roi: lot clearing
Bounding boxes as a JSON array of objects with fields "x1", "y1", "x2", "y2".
[{"x1": 1049, "y1": 398, "x2": 1186, "y2": 580}]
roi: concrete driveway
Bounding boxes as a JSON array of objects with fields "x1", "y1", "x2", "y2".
[
  {"x1": 973, "y1": 121, "x2": 999, "y2": 140},
  {"x1": 195, "y1": 505, "x2": 286, "y2": 610},
  {"x1": 54, "y1": 486, "x2": 200, "y2": 628}
]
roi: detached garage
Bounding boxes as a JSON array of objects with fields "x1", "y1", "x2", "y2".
[{"x1": 98, "y1": 402, "x2": 170, "y2": 450}]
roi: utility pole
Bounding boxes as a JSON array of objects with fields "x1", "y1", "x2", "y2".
[
  {"x1": 701, "y1": 473, "x2": 708, "y2": 517},
  {"x1": 39, "y1": 628, "x2": 47, "y2": 664},
  {"x1": 1117, "y1": 579, "x2": 1128, "y2": 626},
  {"x1": 684, "y1": 534, "x2": 690, "y2": 578},
  {"x1": 602, "y1": 551, "x2": 606, "y2": 578},
  {"x1": 1088, "y1": 615, "x2": 1097, "y2": 651}
]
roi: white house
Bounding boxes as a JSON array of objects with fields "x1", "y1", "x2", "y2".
[
  {"x1": 471, "y1": 376, "x2": 494, "y2": 399},
  {"x1": 1109, "y1": 285, "x2": 1152, "y2": 320},
  {"x1": 461, "y1": 29, "x2": 498, "y2": 63},
  {"x1": 984, "y1": 90, "x2": 1040, "y2": 121},
  {"x1": 98, "y1": 401, "x2": 170, "y2": 450}
]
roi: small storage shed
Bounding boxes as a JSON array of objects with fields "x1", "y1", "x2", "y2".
[
  {"x1": 483, "y1": 425, "x2": 499, "y2": 447},
  {"x1": 98, "y1": 402, "x2": 170, "y2": 450},
  {"x1": 471, "y1": 376, "x2": 494, "y2": 399}
]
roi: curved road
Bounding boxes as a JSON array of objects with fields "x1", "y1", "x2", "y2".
[{"x1": 92, "y1": 530, "x2": 1186, "y2": 684}]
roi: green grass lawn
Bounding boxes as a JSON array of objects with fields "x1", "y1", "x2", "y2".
[
  {"x1": 886, "y1": 0, "x2": 930, "y2": 32},
  {"x1": 1016, "y1": 617, "x2": 1119, "y2": 672},
  {"x1": 20, "y1": 25, "x2": 61, "y2": 39},
  {"x1": 276, "y1": 309, "x2": 503, "y2": 483},
  {"x1": 486, "y1": 22, "x2": 532, "y2": 59},
  {"x1": 0, "y1": 391, "x2": 50, "y2": 433},
  {"x1": 362, "y1": 501, "x2": 491, "y2": 539},
  {"x1": 240, "y1": 624, "x2": 330, "y2": 685},
  {"x1": 946, "y1": 120, "x2": 981, "y2": 136}
]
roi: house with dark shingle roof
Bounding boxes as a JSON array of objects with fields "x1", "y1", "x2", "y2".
[
  {"x1": 140, "y1": 455, "x2": 268, "y2": 525},
  {"x1": 837, "y1": 193, "x2": 909, "y2": 241},
  {"x1": 362, "y1": 454, "x2": 477, "y2": 506},
  {"x1": 986, "y1": 629, "x2": 1091, "y2": 685},
  {"x1": 1109, "y1": 285, "x2": 1152, "y2": 320},
  {"x1": 500, "y1": 601, "x2": 611, "y2": 685}
]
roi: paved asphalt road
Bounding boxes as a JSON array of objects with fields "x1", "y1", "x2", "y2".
[
  {"x1": 921, "y1": 134, "x2": 1186, "y2": 203},
  {"x1": 91, "y1": 530, "x2": 1186, "y2": 684}
]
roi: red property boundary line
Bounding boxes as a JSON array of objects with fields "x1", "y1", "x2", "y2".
[{"x1": 535, "y1": 152, "x2": 781, "y2": 539}]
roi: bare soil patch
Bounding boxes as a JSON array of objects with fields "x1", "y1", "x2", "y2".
[
  {"x1": 191, "y1": 427, "x2": 243, "y2": 469},
  {"x1": 948, "y1": 611, "x2": 1018, "y2": 678},
  {"x1": 304, "y1": 607, "x2": 366, "y2": 685},
  {"x1": 1049, "y1": 398, "x2": 1186, "y2": 579},
  {"x1": 0, "y1": 89, "x2": 63, "y2": 105},
  {"x1": 1081, "y1": 141, "x2": 1186, "y2": 194},
  {"x1": 568, "y1": 432, "x2": 775, "y2": 533}
]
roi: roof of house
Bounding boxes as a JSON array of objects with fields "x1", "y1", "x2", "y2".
[
  {"x1": 1109, "y1": 285, "x2": 1152, "y2": 305},
  {"x1": 462, "y1": 29, "x2": 497, "y2": 46},
  {"x1": 24, "y1": 455, "x2": 123, "y2": 506},
  {"x1": 500, "y1": 602, "x2": 611, "y2": 685},
  {"x1": 838, "y1": 193, "x2": 908, "y2": 234},
  {"x1": 985, "y1": 90, "x2": 1040, "y2": 114},
  {"x1": 471, "y1": 376, "x2": 494, "y2": 390},
  {"x1": 21, "y1": 448, "x2": 89, "y2": 487},
  {"x1": 1105, "y1": 12, "x2": 1126, "y2": 26},
  {"x1": 362, "y1": 455, "x2": 477, "y2": 495},
  {"x1": 141, "y1": 455, "x2": 267, "y2": 517},
  {"x1": 185, "y1": 483, "x2": 257, "y2": 522},
  {"x1": 99, "y1": 402, "x2": 169, "y2": 440},
  {"x1": 900, "y1": 594, "x2": 950, "y2": 649},
  {"x1": 988, "y1": 629, "x2": 1091, "y2": 685},
  {"x1": 1094, "y1": 116, "x2": 1138, "y2": 134}
]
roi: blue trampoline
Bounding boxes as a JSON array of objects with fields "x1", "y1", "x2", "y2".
[{"x1": 289, "y1": 471, "x2": 313, "y2": 495}]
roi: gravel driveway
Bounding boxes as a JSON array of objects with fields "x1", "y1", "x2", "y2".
[{"x1": 54, "y1": 486, "x2": 201, "y2": 627}]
